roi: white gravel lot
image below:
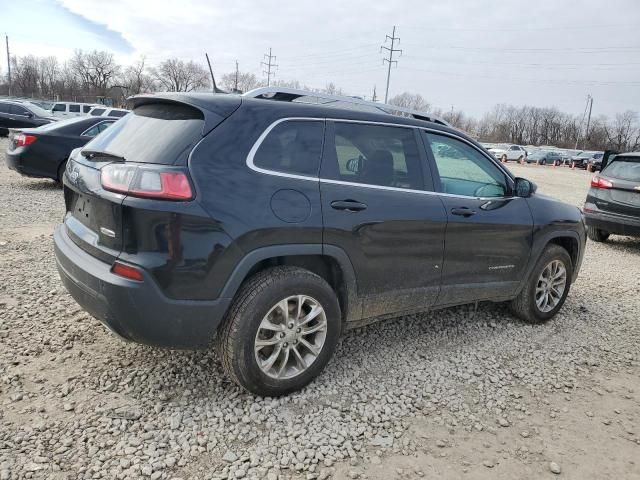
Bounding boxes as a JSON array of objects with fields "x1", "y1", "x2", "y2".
[{"x1": 0, "y1": 137, "x2": 639, "y2": 480}]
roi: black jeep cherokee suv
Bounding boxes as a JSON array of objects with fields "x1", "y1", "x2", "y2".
[{"x1": 54, "y1": 89, "x2": 586, "y2": 396}]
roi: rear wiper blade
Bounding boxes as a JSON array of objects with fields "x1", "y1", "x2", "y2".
[{"x1": 81, "y1": 149, "x2": 126, "y2": 162}]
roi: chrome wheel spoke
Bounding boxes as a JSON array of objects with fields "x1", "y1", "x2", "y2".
[{"x1": 255, "y1": 294, "x2": 327, "y2": 380}]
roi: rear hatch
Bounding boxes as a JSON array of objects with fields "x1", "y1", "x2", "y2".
[
  {"x1": 592, "y1": 156, "x2": 640, "y2": 217},
  {"x1": 62, "y1": 95, "x2": 241, "y2": 263}
]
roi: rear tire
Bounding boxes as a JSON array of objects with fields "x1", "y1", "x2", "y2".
[
  {"x1": 510, "y1": 244, "x2": 572, "y2": 324},
  {"x1": 586, "y1": 226, "x2": 609, "y2": 242},
  {"x1": 217, "y1": 266, "x2": 341, "y2": 396}
]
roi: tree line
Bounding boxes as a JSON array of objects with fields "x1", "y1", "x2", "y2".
[{"x1": 1, "y1": 50, "x2": 638, "y2": 152}]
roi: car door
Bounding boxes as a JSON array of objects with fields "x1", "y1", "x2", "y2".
[
  {"x1": 422, "y1": 131, "x2": 534, "y2": 307},
  {"x1": 0, "y1": 102, "x2": 12, "y2": 131},
  {"x1": 320, "y1": 121, "x2": 447, "y2": 320}
]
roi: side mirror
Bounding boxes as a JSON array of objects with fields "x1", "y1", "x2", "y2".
[{"x1": 515, "y1": 177, "x2": 537, "y2": 198}]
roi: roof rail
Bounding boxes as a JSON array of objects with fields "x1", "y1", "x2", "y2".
[{"x1": 242, "y1": 87, "x2": 450, "y2": 126}]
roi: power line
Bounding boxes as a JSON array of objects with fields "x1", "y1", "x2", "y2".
[
  {"x1": 381, "y1": 25, "x2": 402, "y2": 103},
  {"x1": 261, "y1": 48, "x2": 278, "y2": 86}
]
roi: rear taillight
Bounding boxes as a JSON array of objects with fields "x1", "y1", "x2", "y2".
[
  {"x1": 101, "y1": 164, "x2": 193, "y2": 201},
  {"x1": 590, "y1": 176, "x2": 613, "y2": 189},
  {"x1": 14, "y1": 133, "x2": 37, "y2": 147},
  {"x1": 111, "y1": 261, "x2": 144, "y2": 281}
]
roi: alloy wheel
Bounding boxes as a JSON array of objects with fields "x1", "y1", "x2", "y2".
[
  {"x1": 254, "y1": 295, "x2": 328, "y2": 379},
  {"x1": 535, "y1": 260, "x2": 567, "y2": 313}
]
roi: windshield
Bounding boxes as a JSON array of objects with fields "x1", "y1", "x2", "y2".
[{"x1": 603, "y1": 159, "x2": 640, "y2": 182}]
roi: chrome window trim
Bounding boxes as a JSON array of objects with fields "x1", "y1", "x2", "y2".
[
  {"x1": 246, "y1": 117, "x2": 322, "y2": 183},
  {"x1": 245, "y1": 116, "x2": 517, "y2": 199}
]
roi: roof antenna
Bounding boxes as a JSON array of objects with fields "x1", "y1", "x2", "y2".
[{"x1": 205, "y1": 53, "x2": 224, "y2": 93}]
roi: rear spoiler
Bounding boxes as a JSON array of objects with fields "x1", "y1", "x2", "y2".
[{"x1": 127, "y1": 93, "x2": 242, "y2": 136}]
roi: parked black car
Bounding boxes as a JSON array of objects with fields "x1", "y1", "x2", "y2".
[
  {"x1": 584, "y1": 152, "x2": 640, "y2": 241},
  {"x1": 0, "y1": 99, "x2": 58, "y2": 136},
  {"x1": 53, "y1": 89, "x2": 586, "y2": 396},
  {"x1": 5, "y1": 116, "x2": 118, "y2": 182}
]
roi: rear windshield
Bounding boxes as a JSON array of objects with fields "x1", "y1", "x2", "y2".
[
  {"x1": 603, "y1": 159, "x2": 640, "y2": 182},
  {"x1": 82, "y1": 103, "x2": 204, "y2": 164}
]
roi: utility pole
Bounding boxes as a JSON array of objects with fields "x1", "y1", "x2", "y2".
[
  {"x1": 381, "y1": 26, "x2": 402, "y2": 104},
  {"x1": 234, "y1": 60, "x2": 239, "y2": 92},
  {"x1": 574, "y1": 94, "x2": 592, "y2": 150},
  {"x1": 372, "y1": 85, "x2": 377, "y2": 102},
  {"x1": 5, "y1": 34, "x2": 11, "y2": 96},
  {"x1": 584, "y1": 96, "x2": 594, "y2": 148},
  {"x1": 261, "y1": 48, "x2": 277, "y2": 87}
]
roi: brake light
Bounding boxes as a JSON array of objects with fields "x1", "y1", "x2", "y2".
[
  {"x1": 101, "y1": 164, "x2": 193, "y2": 201},
  {"x1": 14, "y1": 133, "x2": 37, "y2": 147},
  {"x1": 111, "y1": 261, "x2": 144, "y2": 281},
  {"x1": 590, "y1": 176, "x2": 613, "y2": 189}
]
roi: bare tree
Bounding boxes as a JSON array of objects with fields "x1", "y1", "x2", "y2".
[
  {"x1": 10, "y1": 55, "x2": 40, "y2": 96},
  {"x1": 388, "y1": 92, "x2": 431, "y2": 111},
  {"x1": 153, "y1": 58, "x2": 210, "y2": 92},
  {"x1": 220, "y1": 70, "x2": 262, "y2": 93},
  {"x1": 121, "y1": 56, "x2": 155, "y2": 95},
  {"x1": 69, "y1": 50, "x2": 120, "y2": 96}
]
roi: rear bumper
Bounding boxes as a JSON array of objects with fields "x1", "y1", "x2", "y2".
[
  {"x1": 54, "y1": 224, "x2": 231, "y2": 348},
  {"x1": 5, "y1": 150, "x2": 50, "y2": 179},
  {"x1": 584, "y1": 208, "x2": 640, "y2": 236}
]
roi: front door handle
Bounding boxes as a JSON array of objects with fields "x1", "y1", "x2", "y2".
[
  {"x1": 331, "y1": 200, "x2": 368, "y2": 212},
  {"x1": 451, "y1": 207, "x2": 476, "y2": 217}
]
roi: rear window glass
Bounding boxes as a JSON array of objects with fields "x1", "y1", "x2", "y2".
[
  {"x1": 253, "y1": 120, "x2": 324, "y2": 176},
  {"x1": 604, "y1": 159, "x2": 640, "y2": 182},
  {"x1": 82, "y1": 103, "x2": 204, "y2": 165}
]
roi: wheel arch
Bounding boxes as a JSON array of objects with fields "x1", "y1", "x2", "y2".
[
  {"x1": 219, "y1": 244, "x2": 360, "y2": 324},
  {"x1": 524, "y1": 230, "x2": 582, "y2": 290}
]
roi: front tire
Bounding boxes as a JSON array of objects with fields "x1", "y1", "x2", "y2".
[
  {"x1": 586, "y1": 226, "x2": 609, "y2": 242},
  {"x1": 217, "y1": 266, "x2": 341, "y2": 396},
  {"x1": 510, "y1": 245, "x2": 572, "y2": 324}
]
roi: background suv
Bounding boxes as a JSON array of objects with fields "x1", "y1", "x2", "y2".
[
  {"x1": 54, "y1": 89, "x2": 586, "y2": 396},
  {"x1": 487, "y1": 144, "x2": 527, "y2": 162}
]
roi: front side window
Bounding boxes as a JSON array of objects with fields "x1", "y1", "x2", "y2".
[
  {"x1": 53, "y1": 104, "x2": 66, "y2": 112},
  {"x1": 253, "y1": 120, "x2": 324, "y2": 176},
  {"x1": 83, "y1": 105, "x2": 92, "y2": 113},
  {"x1": 324, "y1": 122, "x2": 423, "y2": 190},
  {"x1": 426, "y1": 133, "x2": 508, "y2": 198}
]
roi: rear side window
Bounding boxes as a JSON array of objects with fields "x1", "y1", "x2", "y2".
[
  {"x1": 10, "y1": 105, "x2": 30, "y2": 116},
  {"x1": 69, "y1": 105, "x2": 80, "y2": 113},
  {"x1": 90, "y1": 108, "x2": 106, "y2": 116},
  {"x1": 324, "y1": 122, "x2": 423, "y2": 190},
  {"x1": 603, "y1": 159, "x2": 640, "y2": 182},
  {"x1": 0, "y1": 103, "x2": 9, "y2": 113},
  {"x1": 82, "y1": 103, "x2": 204, "y2": 165},
  {"x1": 53, "y1": 104, "x2": 66, "y2": 112},
  {"x1": 253, "y1": 120, "x2": 324, "y2": 176}
]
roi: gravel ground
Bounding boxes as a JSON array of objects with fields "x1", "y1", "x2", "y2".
[{"x1": 0, "y1": 138, "x2": 639, "y2": 480}]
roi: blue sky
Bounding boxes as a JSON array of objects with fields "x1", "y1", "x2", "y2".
[
  {"x1": 1, "y1": 0, "x2": 639, "y2": 119},
  {"x1": 1, "y1": 0, "x2": 133, "y2": 56}
]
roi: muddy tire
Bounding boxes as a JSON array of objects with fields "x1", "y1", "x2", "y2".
[{"x1": 217, "y1": 266, "x2": 341, "y2": 397}]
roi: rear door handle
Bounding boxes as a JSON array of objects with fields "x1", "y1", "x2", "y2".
[
  {"x1": 451, "y1": 207, "x2": 476, "y2": 217},
  {"x1": 331, "y1": 200, "x2": 368, "y2": 212}
]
